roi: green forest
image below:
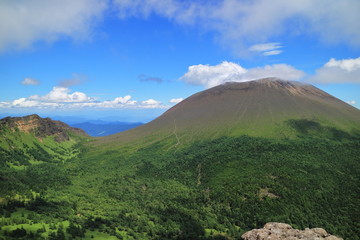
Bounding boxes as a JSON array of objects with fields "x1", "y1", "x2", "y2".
[
  {"x1": 0, "y1": 129, "x2": 360, "y2": 240},
  {"x1": 0, "y1": 120, "x2": 360, "y2": 239}
]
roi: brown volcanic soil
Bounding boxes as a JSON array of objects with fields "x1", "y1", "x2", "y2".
[
  {"x1": 99, "y1": 78, "x2": 360, "y2": 146},
  {"x1": 0, "y1": 114, "x2": 88, "y2": 142}
]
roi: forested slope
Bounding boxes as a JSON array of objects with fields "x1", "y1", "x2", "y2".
[
  {"x1": 1, "y1": 121, "x2": 359, "y2": 239},
  {"x1": 1, "y1": 79, "x2": 359, "y2": 239}
]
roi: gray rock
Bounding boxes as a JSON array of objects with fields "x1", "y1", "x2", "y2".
[{"x1": 242, "y1": 222, "x2": 343, "y2": 240}]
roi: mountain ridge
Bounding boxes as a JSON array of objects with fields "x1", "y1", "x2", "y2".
[
  {"x1": 0, "y1": 114, "x2": 89, "y2": 167},
  {"x1": 70, "y1": 121, "x2": 143, "y2": 137},
  {"x1": 0, "y1": 114, "x2": 88, "y2": 142}
]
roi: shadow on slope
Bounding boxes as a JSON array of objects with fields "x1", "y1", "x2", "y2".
[{"x1": 286, "y1": 119, "x2": 359, "y2": 140}]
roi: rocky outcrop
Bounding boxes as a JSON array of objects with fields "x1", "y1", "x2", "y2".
[
  {"x1": 242, "y1": 222, "x2": 343, "y2": 240},
  {"x1": 0, "y1": 114, "x2": 88, "y2": 141}
]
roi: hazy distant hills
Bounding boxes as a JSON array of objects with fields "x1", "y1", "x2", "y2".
[
  {"x1": 70, "y1": 121, "x2": 143, "y2": 137},
  {"x1": 100, "y1": 78, "x2": 360, "y2": 146}
]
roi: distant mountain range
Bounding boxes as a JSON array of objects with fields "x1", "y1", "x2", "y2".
[
  {"x1": 0, "y1": 114, "x2": 144, "y2": 137},
  {"x1": 70, "y1": 121, "x2": 143, "y2": 137}
]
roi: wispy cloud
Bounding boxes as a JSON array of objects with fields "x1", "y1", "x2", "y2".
[
  {"x1": 263, "y1": 50, "x2": 283, "y2": 56},
  {"x1": 180, "y1": 61, "x2": 305, "y2": 88},
  {"x1": 2, "y1": 1, "x2": 359, "y2": 55},
  {"x1": 249, "y1": 42, "x2": 283, "y2": 56},
  {"x1": 0, "y1": 0, "x2": 106, "y2": 52},
  {"x1": 113, "y1": 0, "x2": 360, "y2": 55},
  {"x1": 138, "y1": 74, "x2": 163, "y2": 83},
  {"x1": 59, "y1": 73, "x2": 87, "y2": 87},
  {"x1": 21, "y1": 78, "x2": 40, "y2": 85}
]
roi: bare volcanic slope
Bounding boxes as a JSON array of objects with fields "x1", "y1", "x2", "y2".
[{"x1": 100, "y1": 78, "x2": 360, "y2": 146}]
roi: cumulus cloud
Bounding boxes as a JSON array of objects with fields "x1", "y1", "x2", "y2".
[
  {"x1": 0, "y1": 86, "x2": 167, "y2": 110},
  {"x1": 29, "y1": 86, "x2": 93, "y2": 103},
  {"x1": 347, "y1": 100, "x2": 356, "y2": 105},
  {"x1": 12, "y1": 98, "x2": 40, "y2": 108},
  {"x1": 308, "y1": 57, "x2": 360, "y2": 83},
  {"x1": 142, "y1": 99, "x2": 159, "y2": 105},
  {"x1": 170, "y1": 98, "x2": 183, "y2": 104},
  {"x1": 113, "y1": 0, "x2": 360, "y2": 55},
  {"x1": 249, "y1": 42, "x2": 283, "y2": 56},
  {"x1": 181, "y1": 61, "x2": 247, "y2": 88},
  {"x1": 138, "y1": 74, "x2": 163, "y2": 83},
  {"x1": 325, "y1": 58, "x2": 360, "y2": 72},
  {"x1": 0, "y1": 0, "x2": 106, "y2": 52},
  {"x1": 141, "y1": 99, "x2": 164, "y2": 108},
  {"x1": 21, "y1": 78, "x2": 40, "y2": 85},
  {"x1": 180, "y1": 61, "x2": 305, "y2": 88}
]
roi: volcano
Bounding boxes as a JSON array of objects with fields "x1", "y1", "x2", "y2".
[{"x1": 101, "y1": 78, "x2": 360, "y2": 146}]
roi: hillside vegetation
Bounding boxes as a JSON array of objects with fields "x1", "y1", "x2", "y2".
[
  {"x1": 1, "y1": 79, "x2": 359, "y2": 239},
  {"x1": 1, "y1": 119, "x2": 359, "y2": 239}
]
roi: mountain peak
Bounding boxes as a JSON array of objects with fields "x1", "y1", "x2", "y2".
[
  {"x1": 216, "y1": 78, "x2": 329, "y2": 98},
  {"x1": 100, "y1": 78, "x2": 360, "y2": 145}
]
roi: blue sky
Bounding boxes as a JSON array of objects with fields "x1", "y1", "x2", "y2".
[{"x1": 1, "y1": 0, "x2": 359, "y2": 122}]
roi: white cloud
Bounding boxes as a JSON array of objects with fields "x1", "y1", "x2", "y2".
[
  {"x1": 141, "y1": 99, "x2": 164, "y2": 108},
  {"x1": 113, "y1": 0, "x2": 360, "y2": 55},
  {"x1": 244, "y1": 64, "x2": 305, "y2": 82},
  {"x1": 113, "y1": 95, "x2": 133, "y2": 104},
  {"x1": 2, "y1": 1, "x2": 359, "y2": 54},
  {"x1": 93, "y1": 95, "x2": 138, "y2": 108},
  {"x1": 12, "y1": 98, "x2": 39, "y2": 107},
  {"x1": 308, "y1": 57, "x2": 360, "y2": 83},
  {"x1": 29, "y1": 86, "x2": 93, "y2": 103},
  {"x1": 3, "y1": 0, "x2": 358, "y2": 55},
  {"x1": 170, "y1": 98, "x2": 183, "y2": 104},
  {"x1": 249, "y1": 42, "x2": 283, "y2": 56},
  {"x1": 142, "y1": 99, "x2": 160, "y2": 105},
  {"x1": 11, "y1": 98, "x2": 60, "y2": 108},
  {"x1": 263, "y1": 50, "x2": 282, "y2": 56},
  {"x1": 325, "y1": 58, "x2": 360, "y2": 72},
  {"x1": 347, "y1": 100, "x2": 356, "y2": 105},
  {"x1": 249, "y1": 43, "x2": 282, "y2": 52},
  {"x1": 180, "y1": 61, "x2": 305, "y2": 88},
  {"x1": 0, "y1": 86, "x2": 167, "y2": 110},
  {"x1": 0, "y1": 0, "x2": 106, "y2": 52},
  {"x1": 181, "y1": 61, "x2": 247, "y2": 88},
  {"x1": 21, "y1": 78, "x2": 40, "y2": 85}
]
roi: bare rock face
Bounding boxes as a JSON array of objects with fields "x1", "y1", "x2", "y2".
[
  {"x1": 0, "y1": 114, "x2": 88, "y2": 142},
  {"x1": 241, "y1": 222, "x2": 343, "y2": 240}
]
